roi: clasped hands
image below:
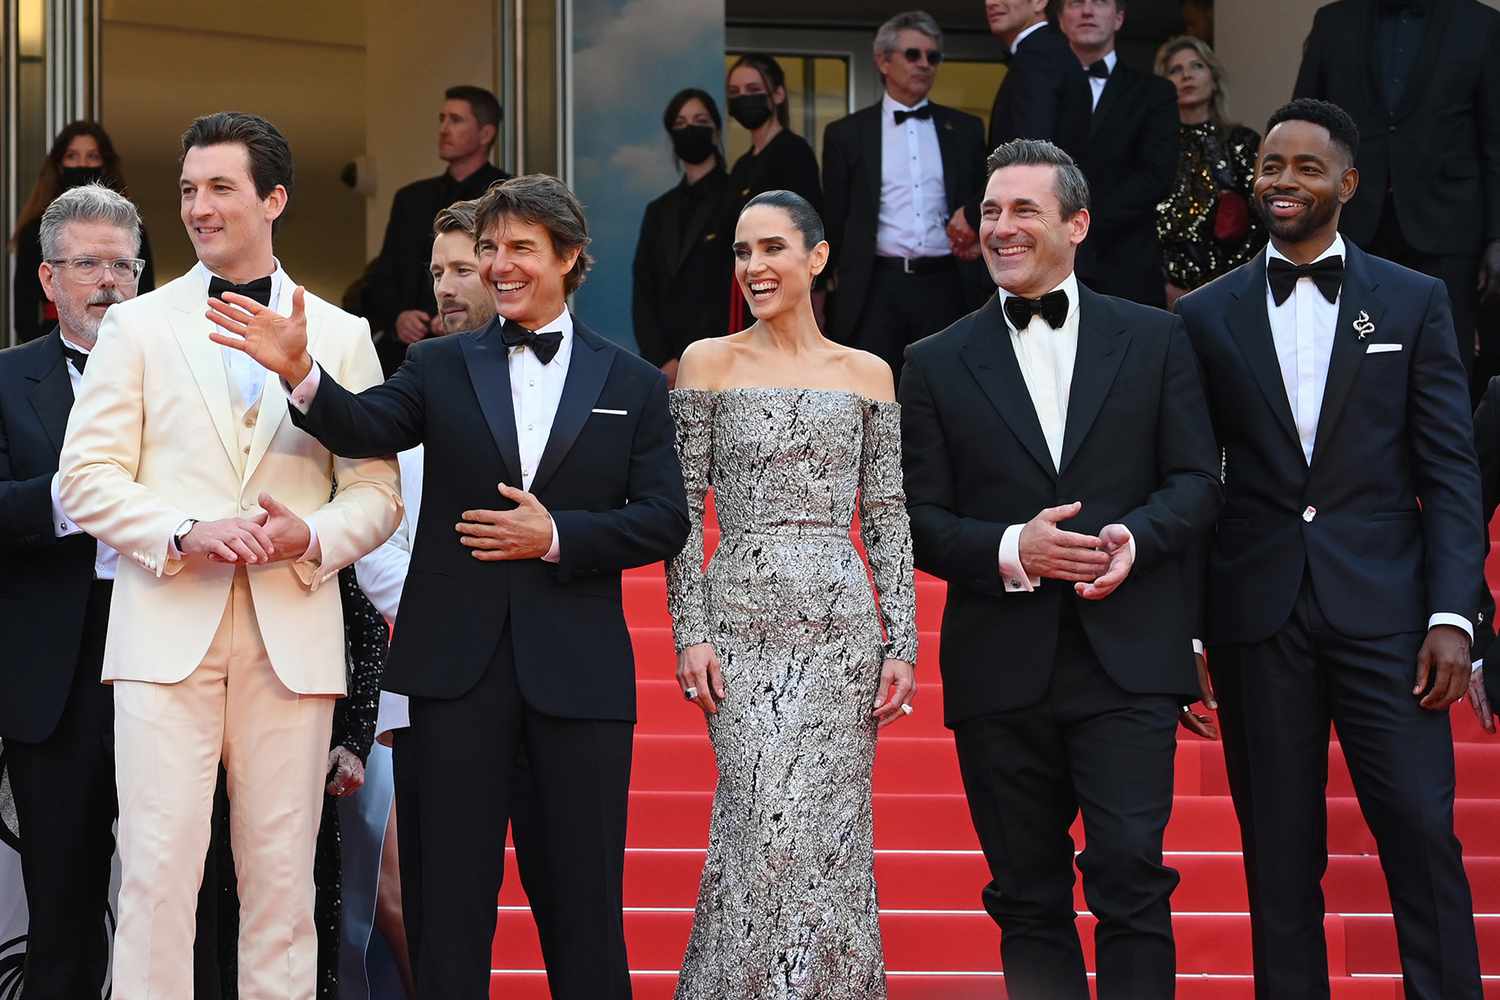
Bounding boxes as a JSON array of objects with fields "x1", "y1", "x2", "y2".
[
  {"x1": 178, "y1": 493, "x2": 310, "y2": 565},
  {"x1": 1017, "y1": 501, "x2": 1133, "y2": 600}
]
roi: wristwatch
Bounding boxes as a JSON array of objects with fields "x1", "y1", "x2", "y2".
[{"x1": 173, "y1": 518, "x2": 199, "y2": 554}]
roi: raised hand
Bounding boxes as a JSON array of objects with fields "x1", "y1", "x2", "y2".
[
  {"x1": 258, "y1": 492, "x2": 313, "y2": 562},
  {"x1": 1018, "y1": 501, "x2": 1110, "y2": 583},
  {"x1": 207, "y1": 286, "x2": 314, "y2": 385},
  {"x1": 1075, "y1": 523, "x2": 1135, "y2": 600}
]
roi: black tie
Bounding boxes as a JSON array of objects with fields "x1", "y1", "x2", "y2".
[
  {"x1": 208, "y1": 274, "x2": 274, "y2": 307},
  {"x1": 1086, "y1": 59, "x2": 1111, "y2": 79},
  {"x1": 499, "y1": 319, "x2": 564, "y2": 365},
  {"x1": 63, "y1": 345, "x2": 88, "y2": 373},
  {"x1": 1267, "y1": 255, "x2": 1345, "y2": 306},
  {"x1": 894, "y1": 105, "x2": 933, "y2": 124},
  {"x1": 1004, "y1": 289, "x2": 1070, "y2": 331}
]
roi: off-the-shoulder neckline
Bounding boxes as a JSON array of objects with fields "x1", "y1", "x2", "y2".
[{"x1": 670, "y1": 385, "x2": 896, "y2": 406}]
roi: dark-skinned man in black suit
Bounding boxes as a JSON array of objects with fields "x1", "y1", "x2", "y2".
[
  {"x1": 208, "y1": 174, "x2": 689, "y2": 1000},
  {"x1": 1178, "y1": 98, "x2": 1484, "y2": 1000},
  {"x1": 901, "y1": 138, "x2": 1221, "y2": 1000}
]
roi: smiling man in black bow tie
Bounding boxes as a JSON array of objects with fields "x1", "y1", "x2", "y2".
[
  {"x1": 900, "y1": 138, "x2": 1220, "y2": 1000},
  {"x1": 1177, "y1": 98, "x2": 1485, "y2": 1000},
  {"x1": 208, "y1": 172, "x2": 689, "y2": 999}
]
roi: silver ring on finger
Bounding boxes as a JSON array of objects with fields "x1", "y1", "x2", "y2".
[{"x1": 684, "y1": 686, "x2": 698, "y2": 701}]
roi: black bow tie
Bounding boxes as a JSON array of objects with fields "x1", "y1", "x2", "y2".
[
  {"x1": 499, "y1": 319, "x2": 564, "y2": 365},
  {"x1": 1086, "y1": 59, "x2": 1111, "y2": 79},
  {"x1": 1004, "y1": 289, "x2": 1070, "y2": 330},
  {"x1": 894, "y1": 105, "x2": 933, "y2": 124},
  {"x1": 62, "y1": 344, "x2": 89, "y2": 373},
  {"x1": 208, "y1": 274, "x2": 273, "y2": 307},
  {"x1": 1267, "y1": 255, "x2": 1345, "y2": 306}
]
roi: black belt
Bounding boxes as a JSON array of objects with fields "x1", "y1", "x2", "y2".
[{"x1": 874, "y1": 255, "x2": 956, "y2": 275}]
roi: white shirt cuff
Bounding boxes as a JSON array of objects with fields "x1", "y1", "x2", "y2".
[
  {"x1": 300, "y1": 518, "x2": 321, "y2": 563},
  {"x1": 51, "y1": 471, "x2": 83, "y2": 537},
  {"x1": 1429, "y1": 612, "x2": 1474, "y2": 644},
  {"x1": 287, "y1": 362, "x2": 321, "y2": 413},
  {"x1": 1473, "y1": 659, "x2": 1484, "y2": 673},
  {"x1": 542, "y1": 517, "x2": 560, "y2": 563},
  {"x1": 1192, "y1": 638, "x2": 1204, "y2": 656},
  {"x1": 998, "y1": 524, "x2": 1039, "y2": 592}
]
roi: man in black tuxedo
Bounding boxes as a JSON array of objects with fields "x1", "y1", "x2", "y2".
[
  {"x1": 209, "y1": 174, "x2": 688, "y2": 1000},
  {"x1": 1177, "y1": 98, "x2": 1484, "y2": 1000},
  {"x1": 900, "y1": 139, "x2": 1220, "y2": 1000},
  {"x1": 822, "y1": 11, "x2": 986, "y2": 382},
  {"x1": 1058, "y1": 0, "x2": 1179, "y2": 308},
  {"x1": 1294, "y1": 0, "x2": 1500, "y2": 387}
]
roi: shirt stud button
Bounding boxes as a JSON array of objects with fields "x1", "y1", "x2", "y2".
[{"x1": 1302, "y1": 506, "x2": 1316, "y2": 523}]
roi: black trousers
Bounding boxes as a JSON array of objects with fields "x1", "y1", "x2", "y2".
[
  {"x1": 953, "y1": 609, "x2": 1181, "y2": 1000},
  {"x1": 1210, "y1": 582, "x2": 1481, "y2": 1000},
  {"x1": 7, "y1": 582, "x2": 116, "y2": 1000},
  {"x1": 850, "y1": 261, "x2": 968, "y2": 388},
  {"x1": 393, "y1": 623, "x2": 634, "y2": 1000}
]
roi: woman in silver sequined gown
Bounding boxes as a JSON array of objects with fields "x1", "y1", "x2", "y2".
[{"x1": 666, "y1": 190, "x2": 918, "y2": 1000}]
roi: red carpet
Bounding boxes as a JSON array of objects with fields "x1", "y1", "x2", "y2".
[{"x1": 487, "y1": 503, "x2": 1500, "y2": 997}]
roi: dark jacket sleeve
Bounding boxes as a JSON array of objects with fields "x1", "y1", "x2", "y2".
[
  {"x1": 289, "y1": 347, "x2": 427, "y2": 458},
  {"x1": 1093, "y1": 78, "x2": 1180, "y2": 237},
  {"x1": 820, "y1": 120, "x2": 854, "y2": 284},
  {"x1": 1471, "y1": 376, "x2": 1500, "y2": 663},
  {"x1": 0, "y1": 399, "x2": 61, "y2": 551},
  {"x1": 361, "y1": 187, "x2": 412, "y2": 337},
  {"x1": 551, "y1": 370, "x2": 690, "y2": 578},
  {"x1": 632, "y1": 201, "x2": 669, "y2": 366}
]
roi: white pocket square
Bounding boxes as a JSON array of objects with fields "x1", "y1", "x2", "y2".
[
  {"x1": 591, "y1": 408, "x2": 628, "y2": 415},
  {"x1": 1365, "y1": 343, "x2": 1402, "y2": 354}
]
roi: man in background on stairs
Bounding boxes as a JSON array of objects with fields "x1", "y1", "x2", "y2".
[{"x1": 1178, "y1": 98, "x2": 1485, "y2": 1000}]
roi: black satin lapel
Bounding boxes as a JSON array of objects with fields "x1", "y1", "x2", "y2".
[
  {"x1": 861, "y1": 106, "x2": 883, "y2": 220},
  {"x1": 1311, "y1": 255, "x2": 1383, "y2": 463},
  {"x1": 1226, "y1": 257, "x2": 1302, "y2": 455},
  {"x1": 1395, "y1": 0, "x2": 1456, "y2": 121},
  {"x1": 27, "y1": 344, "x2": 74, "y2": 454},
  {"x1": 529, "y1": 326, "x2": 614, "y2": 494},
  {"x1": 933, "y1": 107, "x2": 962, "y2": 212},
  {"x1": 460, "y1": 321, "x2": 523, "y2": 485},
  {"x1": 1058, "y1": 293, "x2": 1129, "y2": 475},
  {"x1": 961, "y1": 298, "x2": 1058, "y2": 479},
  {"x1": 1089, "y1": 68, "x2": 1124, "y2": 137}
]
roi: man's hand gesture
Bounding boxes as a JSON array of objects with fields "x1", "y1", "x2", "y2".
[
  {"x1": 1075, "y1": 523, "x2": 1135, "y2": 600},
  {"x1": 1018, "y1": 501, "x2": 1110, "y2": 583},
  {"x1": 457, "y1": 484, "x2": 555, "y2": 561},
  {"x1": 207, "y1": 285, "x2": 314, "y2": 385}
]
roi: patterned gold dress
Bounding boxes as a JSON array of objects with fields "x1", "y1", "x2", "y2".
[
  {"x1": 666, "y1": 387, "x2": 918, "y2": 1000},
  {"x1": 1156, "y1": 121, "x2": 1264, "y2": 291}
]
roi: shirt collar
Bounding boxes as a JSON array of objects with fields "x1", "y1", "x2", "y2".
[
  {"x1": 60, "y1": 331, "x2": 92, "y2": 355},
  {"x1": 1266, "y1": 233, "x2": 1345, "y2": 267},
  {"x1": 195, "y1": 257, "x2": 288, "y2": 308},
  {"x1": 1011, "y1": 19, "x2": 1048, "y2": 55},
  {"x1": 997, "y1": 272, "x2": 1081, "y2": 333},
  {"x1": 883, "y1": 92, "x2": 932, "y2": 117}
]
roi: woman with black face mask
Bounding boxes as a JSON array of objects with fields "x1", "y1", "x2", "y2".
[
  {"x1": 723, "y1": 54, "x2": 823, "y2": 332},
  {"x1": 9, "y1": 121, "x2": 155, "y2": 343},
  {"x1": 632, "y1": 88, "x2": 732, "y2": 386}
]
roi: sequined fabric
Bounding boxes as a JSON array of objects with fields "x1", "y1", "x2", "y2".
[
  {"x1": 667, "y1": 387, "x2": 918, "y2": 1000},
  {"x1": 1157, "y1": 121, "x2": 1264, "y2": 290}
]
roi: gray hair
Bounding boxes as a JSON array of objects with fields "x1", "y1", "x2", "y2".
[
  {"x1": 986, "y1": 139, "x2": 1091, "y2": 218},
  {"x1": 873, "y1": 10, "x2": 943, "y2": 57},
  {"x1": 38, "y1": 182, "x2": 142, "y2": 259}
]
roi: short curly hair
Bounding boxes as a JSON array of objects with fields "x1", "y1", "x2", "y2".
[{"x1": 1265, "y1": 98, "x2": 1359, "y2": 166}]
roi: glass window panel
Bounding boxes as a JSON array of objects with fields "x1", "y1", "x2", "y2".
[{"x1": 929, "y1": 60, "x2": 1006, "y2": 129}]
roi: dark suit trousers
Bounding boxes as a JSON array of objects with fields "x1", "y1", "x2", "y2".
[
  {"x1": 393, "y1": 623, "x2": 634, "y2": 1000},
  {"x1": 7, "y1": 582, "x2": 115, "y2": 1000},
  {"x1": 953, "y1": 606, "x2": 1181, "y2": 1000},
  {"x1": 849, "y1": 262, "x2": 968, "y2": 387},
  {"x1": 1210, "y1": 582, "x2": 1481, "y2": 1000},
  {"x1": 1368, "y1": 198, "x2": 1478, "y2": 385}
]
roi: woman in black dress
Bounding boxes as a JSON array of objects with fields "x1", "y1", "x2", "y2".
[
  {"x1": 633, "y1": 88, "x2": 732, "y2": 387},
  {"x1": 723, "y1": 54, "x2": 823, "y2": 331}
]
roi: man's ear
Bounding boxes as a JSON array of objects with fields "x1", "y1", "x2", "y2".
[
  {"x1": 1339, "y1": 165, "x2": 1360, "y2": 206},
  {"x1": 38, "y1": 262, "x2": 57, "y2": 304}
]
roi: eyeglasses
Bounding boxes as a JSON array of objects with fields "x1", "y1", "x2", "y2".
[
  {"x1": 46, "y1": 256, "x2": 146, "y2": 285},
  {"x1": 901, "y1": 48, "x2": 943, "y2": 66}
]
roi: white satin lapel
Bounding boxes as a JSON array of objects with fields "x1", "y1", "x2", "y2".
[{"x1": 167, "y1": 278, "x2": 240, "y2": 472}]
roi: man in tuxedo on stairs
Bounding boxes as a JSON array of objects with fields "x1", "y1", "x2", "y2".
[
  {"x1": 1177, "y1": 98, "x2": 1485, "y2": 1000},
  {"x1": 208, "y1": 173, "x2": 689, "y2": 1000},
  {"x1": 901, "y1": 138, "x2": 1221, "y2": 1000}
]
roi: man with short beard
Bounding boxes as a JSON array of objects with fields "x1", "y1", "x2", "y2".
[{"x1": 1178, "y1": 98, "x2": 1484, "y2": 1000}]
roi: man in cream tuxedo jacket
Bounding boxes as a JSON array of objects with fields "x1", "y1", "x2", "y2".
[{"x1": 57, "y1": 112, "x2": 400, "y2": 1000}]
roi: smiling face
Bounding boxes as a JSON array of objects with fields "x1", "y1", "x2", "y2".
[
  {"x1": 1253, "y1": 119, "x2": 1357, "y2": 252},
  {"x1": 732, "y1": 204, "x2": 827, "y2": 322},
  {"x1": 477, "y1": 215, "x2": 579, "y2": 330},
  {"x1": 179, "y1": 142, "x2": 285, "y2": 278},
  {"x1": 979, "y1": 163, "x2": 1088, "y2": 298},
  {"x1": 1164, "y1": 46, "x2": 1214, "y2": 114},
  {"x1": 430, "y1": 229, "x2": 496, "y2": 333}
]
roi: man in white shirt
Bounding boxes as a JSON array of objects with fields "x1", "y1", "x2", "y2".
[
  {"x1": 822, "y1": 10, "x2": 988, "y2": 384},
  {"x1": 1177, "y1": 98, "x2": 1484, "y2": 1000},
  {"x1": 901, "y1": 138, "x2": 1220, "y2": 1000}
]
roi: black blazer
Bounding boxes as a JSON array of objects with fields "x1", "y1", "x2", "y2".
[
  {"x1": 900, "y1": 286, "x2": 1221, "y2": 726},
  {"x1": 1178, "y1": 242, "x2": 1484, "y2": 647},
  {"x1": 1294, "y1": 0, "x2": 1500, "y2": 256},
  {"x1": 632, "y1": 167, "x2": 731, "y2": 366},
  {"x1": 288, "y1": 317, "x2": 689, "y2": 721},
  {"x1": 987, "y1": 23, "x2": 1092, "y2": 154},
  {"x1": 0, "y1": 332, "x2": 102, "y2": 743},
  {"x1": 1073, "y1": 63, "x2": 1180, "y2": 307},
  {"x1": 822, "y1": 101, "x2": 988, "y2": 345}
]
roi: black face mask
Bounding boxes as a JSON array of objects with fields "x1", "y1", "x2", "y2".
[
  {"x1": 728, "y1": 94, "x2": 774, "y2": 131},
  {"x1": 59, "y1": 165, "x2": 105, "y2": 190},
  {"x1": 671, "y1": 125, "x2": 718, "y2": 166}
]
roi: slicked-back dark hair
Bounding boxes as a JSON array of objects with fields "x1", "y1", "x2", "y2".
[
  {"x1": 474, "y1": 174, "x2": 594, "y2": 295},
  {"x1": 986, "y1": 138, "x2": 1091, "y2": 218},
  {"x1": 180, "y1": 112, "x2": 294, "y2": 202},
  {"x1": 445, "y1": 85, "x2": 502, "y2": 141},
  {"x1": 1265, "y1": 97, "x2": 1360, "y2": 166},
  {"x1": 741, "y1": 189, "x2": 825, "y2": 249}
]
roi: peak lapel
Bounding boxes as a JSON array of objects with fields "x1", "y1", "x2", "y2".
[
  {"x1": 1226, "y1": 255, "x2": 1302, "y2": 455},
  {"x1": 530, "y1": 323, "x2": 614, "y2": 494},
  {"x1": 460, "y1": 319, "x2": 523, "y2": 485},
  {"x1": 167, "y1": 284, "x2": 240, "y2": 472},
  {"x1": 27, "y1": 335, "x2": 73, "y2": 454},
  {"x1": 1058, "y1": 288, "x2": 1129, "y2": 475},
  {"x1": 960, "y1": 297, "x2": 1057, "y2": 479},
  {"x1": 1311, "y1": 247, "x2": 1383, "y2": 464}
]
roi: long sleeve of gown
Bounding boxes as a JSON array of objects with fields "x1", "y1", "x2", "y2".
[
  {"x1": 665, "y1": 389, "x2": 715, "y2": 652},
  {"x1": 331, "y1": 566, "x2": 386, "y2": 763},
  {"x1": 858, "y1": 400, "x2": 918, "y2": 665}
]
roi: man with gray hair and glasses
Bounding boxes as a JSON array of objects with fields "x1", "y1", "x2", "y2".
[{"x1": 0, "y1": 181, "x2": 144, "y2": 998}]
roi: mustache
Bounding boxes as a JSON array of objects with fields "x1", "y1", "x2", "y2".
[{"x1": 87, "y1": 288, "x2": 125, "y2": 307}]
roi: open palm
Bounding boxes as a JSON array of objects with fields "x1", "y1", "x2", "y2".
[{"x1": 206, "y1": 286, "x2": 312, "y2": 384}]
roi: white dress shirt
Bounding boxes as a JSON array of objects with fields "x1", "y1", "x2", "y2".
[
  {"x1": 1084, "y1": 49, "x2": 1118, "y2": 111},
  {"x1": 1262, "y1": 236, "x2": 1471, "y2": 643},
  {"x1": 1010, "y1": 19, "x2": 1048, "y2": 55},
  {"x1": 876, "y1": 93, "x2": 951, "y2": 260},
  {"x1": 197, "y1": 259, "x2": 285, "y2": 412},
  {"x1": 50, "y1": 338, "x2": 120, "y2": 581}
]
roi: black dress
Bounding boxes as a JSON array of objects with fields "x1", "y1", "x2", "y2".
[
  {"x1": 632, "y1": 166, "x2": 732, "y2": 365},
  {"x1": 723, "y1": 129, "x2": 823, "y2": 331},
  {"x1": 1156, "y1": 122, "x2": 1263, "y2": 292},
  {"x1": 13, "y1": 215, "x2": 157, "y2": 343}
]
